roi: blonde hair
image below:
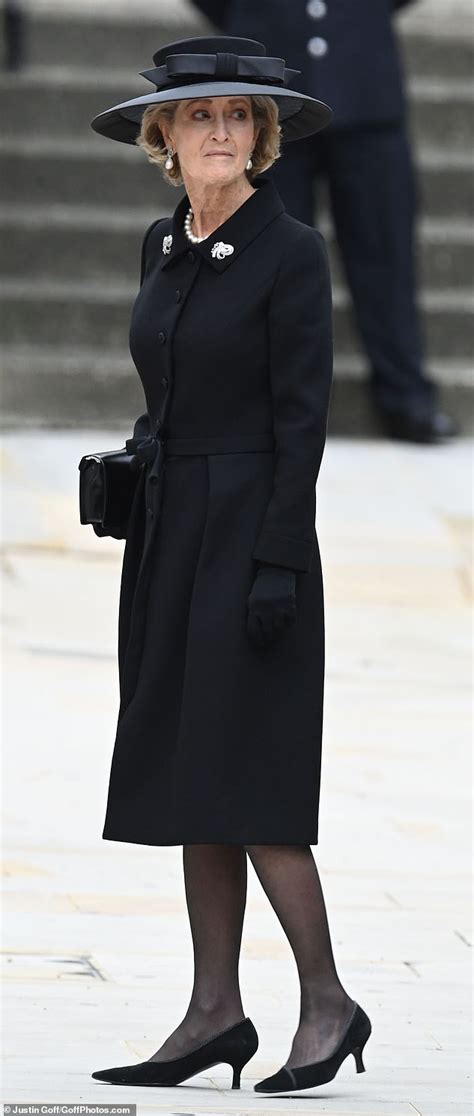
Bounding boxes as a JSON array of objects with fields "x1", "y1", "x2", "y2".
[{"x1": 136, "y1": 94, "x2": 282, "y2": 185}]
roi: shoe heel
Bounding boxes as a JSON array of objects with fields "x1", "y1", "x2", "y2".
[
  {"x1": 231, "y1": 1062, "x2": 244, "y2": 1089},
  {"x1": 229, "y1": 1023, "x2": 259, "y2": 1089},
  {"x1": 231, "y1": 1049, "x2": 256, "y2": 1089},
  {"x1": 352, "y1": 1045, "x2": 365, "y2": 1072},
  {"x1": 352, "y1": 1030, "x2": 370, "y2": 1074}
]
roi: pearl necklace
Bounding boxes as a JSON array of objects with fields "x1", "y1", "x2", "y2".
[{"x1": 184, "y1": 207, "x2": 209, "y2": 244}]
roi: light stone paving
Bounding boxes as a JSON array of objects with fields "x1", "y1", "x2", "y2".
[{"x1": 1, "y1": 429, "x2": 472, "y2": 1115}]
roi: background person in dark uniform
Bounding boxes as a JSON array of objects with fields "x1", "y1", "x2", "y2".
[
  {"x1": 2, "y1": 1, "x2": 25, "y2": 69},
  {"x1": 191, "y1": 0, "x2": 459, "y2": 444}
]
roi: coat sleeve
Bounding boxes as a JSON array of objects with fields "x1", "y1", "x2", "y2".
[{"x1": 251, "y1": 228, "x2": 333, "y2": 574}]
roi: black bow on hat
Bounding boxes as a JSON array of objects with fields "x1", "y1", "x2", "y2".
[{"x1": 140, "y1": 48, "x2": 300, "y2": 91}]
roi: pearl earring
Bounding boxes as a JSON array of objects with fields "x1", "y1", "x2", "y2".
[
  {"x1": 246, "y1": 153, "x2": 253, "y2": 170},
  {"x1": 165, "y1": 147, "x2": 174, "y2": 170}
]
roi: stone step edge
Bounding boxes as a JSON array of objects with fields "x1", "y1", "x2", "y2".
[
  {"x1": 1, "y1": 136, "x2": 472, "y2": 169},
  {"x1": 1, "y1": 279, "x2": 473, "y2": 313},
  {"x1": 1, "y1": 204, "x2": 473, "y2": 244},
  {"x1": 2, "y1": 66, "x2": 473, "y2": 102},
  {"x1": 1, "y1": 344, "x2": 472, "y2": 388},
  {"x1": 22, "y1": 0, "x2": 192, "y2": 20}
]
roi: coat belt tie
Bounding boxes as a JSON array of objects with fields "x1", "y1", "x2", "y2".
[
  {"x1": 125, "y1": 434, "x2": 164, "y2": 485},
  {"x1": 125, "y1": 430, "x2": 276, "y2": 486}
]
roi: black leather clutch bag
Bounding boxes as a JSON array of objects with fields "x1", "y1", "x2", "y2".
[{"x1": 78, "y1": 447, "x2": 139, "y2": 539}]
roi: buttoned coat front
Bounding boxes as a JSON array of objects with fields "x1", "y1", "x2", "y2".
[{"x1": 101, "y1": 174, "x2": 333, "y2": 847}]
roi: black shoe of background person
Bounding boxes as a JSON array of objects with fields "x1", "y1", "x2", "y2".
[{"x1": 376, "y1": 402, "x2": 460, "y2": 444}]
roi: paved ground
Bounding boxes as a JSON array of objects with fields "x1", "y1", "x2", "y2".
[{"x1": 1, "y1": 429, "x2": 472, "y2": 1115}]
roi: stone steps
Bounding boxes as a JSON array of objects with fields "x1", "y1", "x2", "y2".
[
  {"x1": 1, "y1": 341, "x2": 471, "y2": 432},
  {"x1": 2, "y1": 277, "x2": 472, "y2": 361},
  {"x1": 15, "y1": 9, "x2": 474, "y2": 81},
  {"x1": 2, "y1": 206, "x2": 473, "y2": 290},
  {"x1": 1, "y1": 4, "x2": 472, "y2": 429},
  {"x1": 1, "y1": 67, "x2": 473, "y2": 153},
  {"x1": 1, "y1": 139, "x2": 471, "y2": 218}
]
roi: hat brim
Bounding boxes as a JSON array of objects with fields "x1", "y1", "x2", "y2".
[{"x1": 90, "y1": 82, "x2": 332, "y2": 145}]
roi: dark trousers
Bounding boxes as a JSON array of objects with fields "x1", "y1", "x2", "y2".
[{"x1": 269, "y1": 123, "x2": 438, "y2": 414}]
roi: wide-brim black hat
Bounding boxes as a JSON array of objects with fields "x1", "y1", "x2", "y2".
[{"x1": 90, "y1": 35, "x2": 332, "y2": 145}]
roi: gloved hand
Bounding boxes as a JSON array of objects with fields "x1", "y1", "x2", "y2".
[
  {"x1": 92, "y1": 522, "x2": 127, "y2": 540},
  {"x1": 247, "y1": 562, "x2": 297, "y2": 648}
]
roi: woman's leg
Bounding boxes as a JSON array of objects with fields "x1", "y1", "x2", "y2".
[
  {"x1": 245, "y1": 843, "x2": 355, "y2": 1069},
  {"x1": 149, "y1": 843, "x2": 248, "y2": 1061}
]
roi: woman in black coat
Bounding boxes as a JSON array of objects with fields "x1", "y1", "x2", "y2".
[{"x1": 89, "y1": 34, "x2": 372, "y2": 1096}]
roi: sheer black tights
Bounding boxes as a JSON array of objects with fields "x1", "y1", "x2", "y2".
[
  {"x1": 150, "y1": 844, "x2": 247, "y2": 1062},
  {"x1": 245, "y1": 843, "x2": 355, "y2": 1067},
  {"x1": 149, "y1": 843, "x2": 354, "y2": 1068}
]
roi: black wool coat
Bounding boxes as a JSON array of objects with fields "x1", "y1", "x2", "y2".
[{"x1": 100, "y1": 174, "x2": 333, "y2": 847}]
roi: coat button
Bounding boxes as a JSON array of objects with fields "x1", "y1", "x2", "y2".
[
  {"x1": 307, "y1": 35, "x2": 328, "y2": 57},
  {"x1": 175, "y1": 289, "x2": 182, "y2": 301},
  {"x1": 187, "y1": 250, "x2": 195, "y2": 263},
  {"x1": 306, "y1": 0, "x2": 327, "y2": 17},
  {"x1": 158, "y1": 330, "x2": 166, "y2": 344},
  {"x1": 156, "y1": 418, "x2": 162, "y2": 430},
  {"x1": 161, "y1": 376, "x2": 169, "y2": 388}
]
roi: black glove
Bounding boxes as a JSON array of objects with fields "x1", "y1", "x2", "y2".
[
  {"x1": 247, "y1": 563, "x2": 297, "y2": 648},
  {"x1": 92, "y1": 523, "x2": 126, "y2": 540}
]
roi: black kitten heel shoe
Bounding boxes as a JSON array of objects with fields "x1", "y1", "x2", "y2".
[
  {"x1": 254, "y1": 1000, "x2": 371, "y2": 1095},
  {"x1": 92, "y1": 1016, "x2": 258, "y2": 1090}
]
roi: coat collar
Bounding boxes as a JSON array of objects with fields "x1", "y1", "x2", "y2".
[{"x1": 160, "y1": 174, "x2": 285, "y2": 273}]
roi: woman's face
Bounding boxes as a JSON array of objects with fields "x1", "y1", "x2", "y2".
[{"x1": 161, "y1": 95, "x2": 258, "y2": 186}]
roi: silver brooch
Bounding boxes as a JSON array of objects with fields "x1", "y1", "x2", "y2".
[
  {"x1": 162, "y1": 234, "x2": 173, "y2": 255},
  {"x1": 211, "y1": 241, "x2": 234, "y2": 260}
]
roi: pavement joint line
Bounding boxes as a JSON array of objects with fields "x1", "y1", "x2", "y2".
[
  {"x1": 1, "y1": 542, "x2": 122, "y2": 560},
  {"x1": 21, "y1": 645, "x2": 117, "y2": 660}
]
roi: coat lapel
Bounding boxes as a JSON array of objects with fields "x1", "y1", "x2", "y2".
[{"x1": 160, "y1": 175, "x2": 286, "y2": 273}]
